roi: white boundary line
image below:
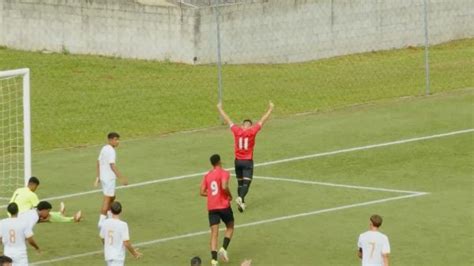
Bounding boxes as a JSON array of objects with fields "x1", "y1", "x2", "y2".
[
  {"x1": 253, "y1": 176, "x2": 427, "y2": 195},
  {"x1": 31, "y1": 192, "x2": 427, "y2": 265},
  {"x1": 254, "y1": 128, "x2": 474, "y2": 167},
  {"x1": 2, "y1": 128, "x2": 470, "y2": 208}
]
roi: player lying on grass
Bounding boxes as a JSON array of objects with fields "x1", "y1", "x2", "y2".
[
  {"x1": 10, "y1": 176, "x2": 82, "y2": 222},
  {"x1": 100, "y1": 201, "x2": 142, "y2": 266},
  {"x1": 0, "y1": 203, "x2": 41, "y2": 265},
  {"x1": 95, "y1": 132, "x2": 128, "y2": 229},
  {"x1": 217, "y1": 101, "x2": 274, "y2": 212},
  {"x1": 200, "y1": 154, "x2": 234, "y2": 266},
  {"x1": 357, "y1": 214, "x2": 390, "y2": 266}
]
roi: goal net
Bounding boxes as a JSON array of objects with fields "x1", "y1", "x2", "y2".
[{"x1": 0, "y1": 68, "x2": 31, "y2": 200}]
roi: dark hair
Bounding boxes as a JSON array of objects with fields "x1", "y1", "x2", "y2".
[
  {"x1": 370, "y1": 214, "x2": 383, "y2": 228},
  {"x1": 107, "y1": 132, "x2": 120, "y2": 139},
  {"x1": 37, "y1": 201, "x2": 52, "y2": 211},
  {"x1": 111, "y1": 201, "x2": 122, "y2": 215},
  {"x1": 190, "y1": 256, "x2": 202, "y2": 266},
  {"x1": 210, "y1": 154, "x2": 221, "y2": 166},
  {"x1": 7, "y1": 202, "x2": 18, "y2": 216},
  {"x1": 243, "y1": 119, "x2": 253, "y2": 125},
  {"x1": 0, "y1": 255, "x2": 13, "y2": 264},
  {"x1": 28, "y1": 176, "x2": 40, "y2": 186}
]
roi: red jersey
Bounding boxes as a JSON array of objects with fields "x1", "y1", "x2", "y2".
[
  {"x1": 201, "y1": 167, "x2": 231, "y2": 211},
  {"x1": 231, "y1": 123, "x2": 262, "y2": 160}
]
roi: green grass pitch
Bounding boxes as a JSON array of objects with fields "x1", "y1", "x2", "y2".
[
  {"x1": 0, "y1": 89, "x2": 471, "y2": 265},
  {"x1": 0, "y1": 38, "x2": 472, "y2": 265}
]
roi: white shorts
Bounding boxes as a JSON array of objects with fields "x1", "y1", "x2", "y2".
[
  {"x1": 101, "y1": 178, "x2": 116, "y2": 197},
  {"x1": 106, "y1": 259, "x2": 124, "y2": 266}
]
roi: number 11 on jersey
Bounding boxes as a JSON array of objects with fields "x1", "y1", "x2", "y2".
[{"x1": 238, "y1": 137, "x2": 249, "y2": 150}]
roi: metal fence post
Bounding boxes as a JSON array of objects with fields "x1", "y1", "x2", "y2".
[
  {"x1": 214, "y1": 0, "x2": 223, "y2": 105},
  {"x1": 423, "y1": 0, "x2": 431, "y2": 95}
]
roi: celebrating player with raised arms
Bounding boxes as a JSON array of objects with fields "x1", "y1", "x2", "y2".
[
  {"x1": 200, "y1": 154, "x2": 234, "y2": 266},
  {"x1": 217, "y1": 101, "x2": 274, "y2": 212}
]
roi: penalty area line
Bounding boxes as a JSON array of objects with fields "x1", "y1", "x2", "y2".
[
  {"x1": 4, "y1": 128, "x2": 469, "y2": 208},
  {"x1": 31, "y1": 192, "x2": 427, "y2": 265}
]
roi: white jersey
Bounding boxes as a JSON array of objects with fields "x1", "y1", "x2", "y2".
[
  {"x1": 18, "y1": 209, "x2": 39, "y2": 231},
  {"x1": 98, "y1": 144, "x2": 117, "y2": 181},
  {"x1": 0, "y1": 217, "x2": 33, "y2": 262},
  {"x1": 100, "y1": 218, "x2": 130, "y2": 262},
  {"x1": 358, "y1": 231, "x2": 390, "y2": 266}
]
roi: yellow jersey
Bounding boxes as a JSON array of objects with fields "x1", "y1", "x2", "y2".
[{"x1": 10, "y1": 187, "x2": 39, "y2": 213}]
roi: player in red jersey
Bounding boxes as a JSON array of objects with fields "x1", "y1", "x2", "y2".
[
  {"x1": 217, "y1": 101, "x2": 274, "y2": 212},
  {"x1": 200, "y1": 154, "x2": 234, "y2": 266}
]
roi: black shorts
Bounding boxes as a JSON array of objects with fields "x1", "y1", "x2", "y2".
[
  {"x1": 208, "y1": 207, "x2": 234, "y2": 226},
  {"x1": 235, "y1": 159, "x2": 254, "y2": 179}
]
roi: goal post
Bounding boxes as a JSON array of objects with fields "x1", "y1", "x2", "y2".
[{"x1": 0, "y1": 68, "x2": 31, "y2": 198}]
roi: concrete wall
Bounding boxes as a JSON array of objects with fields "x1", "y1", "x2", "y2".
[
  {"x1": 0, "y1": 0, "x2": 472, "y2": 64},
  {"x1": 196, "y1": 0, "x2": 474, "y2": 64},
  {"x1": 0, "y1": 0, "x2": 198, "y2": 63}
]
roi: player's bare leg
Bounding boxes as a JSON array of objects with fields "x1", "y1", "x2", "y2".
[
  {"x1": 219, "y1": 221, "x2": 234, "y2": 262},
  {"x1": 210, "y1": 224, "x2": 219, "y2": 265},
  {"x1": 98, "y1": 196, "x2": 115, "y2": 228},
  {"x1": 48, "y1": 202, "x2": 82, "y2": 222},
  {"x1": 101, "y1": 196, "x2": 115, "y2": 215}
]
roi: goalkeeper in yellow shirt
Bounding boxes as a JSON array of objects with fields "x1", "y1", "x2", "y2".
[{"x1": 10, "y1": 177, "x2": 81, "y2": 222}]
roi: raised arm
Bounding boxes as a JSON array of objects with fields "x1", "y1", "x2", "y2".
[
  {"x1": 258, "y1": 101, "x2": 274, "y2": 126},
  {"x1": 217, "y1": 103, "x2": 234, "y2": 126}
]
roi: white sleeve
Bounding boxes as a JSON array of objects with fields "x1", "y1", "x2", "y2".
[
  {"x1": 98, "y1": 147, "x2": 103, "y2": 161},
  {"x1": 382, "y1": 236, "x2": 390, "y2": 254},
  {"x1": 108, "y1": 148, "x2": 116, "y2": 164},
  {"x1": 24, "y1": 224, "x2": 34, "y2": 238},
  {"x1": 0, "y1": 221, "x2": 3, "y2": 238},
  {"x1": 357, "y1": 235, "x2": 362, "y2": 248},
  {"x1": 122, "y1": 223, "x2": 130, "y2": 241},
  {"x1": 99, "y1": 225, "x2": 105, "y2": 239}
]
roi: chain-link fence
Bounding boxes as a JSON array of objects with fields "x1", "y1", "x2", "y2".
[
  {"x1": 0, "y1": 0, "x2": 472, "y2": 151},
  {"x1": 189, "y1": 0, "x2": 472, "y2": 117}
]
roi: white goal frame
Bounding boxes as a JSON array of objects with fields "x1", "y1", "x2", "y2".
[{"x1": 0, "y1": 68, "x2": 31, "y2": 186}]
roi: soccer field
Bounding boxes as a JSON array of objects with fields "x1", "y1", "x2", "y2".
[{"x1": 0, "y1": 89, "x2": 471, "y2": 265}]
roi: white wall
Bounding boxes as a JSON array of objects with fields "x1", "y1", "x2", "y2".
[{"x1": 0, "y1": 0, "x2": 472, "y2": 64}]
